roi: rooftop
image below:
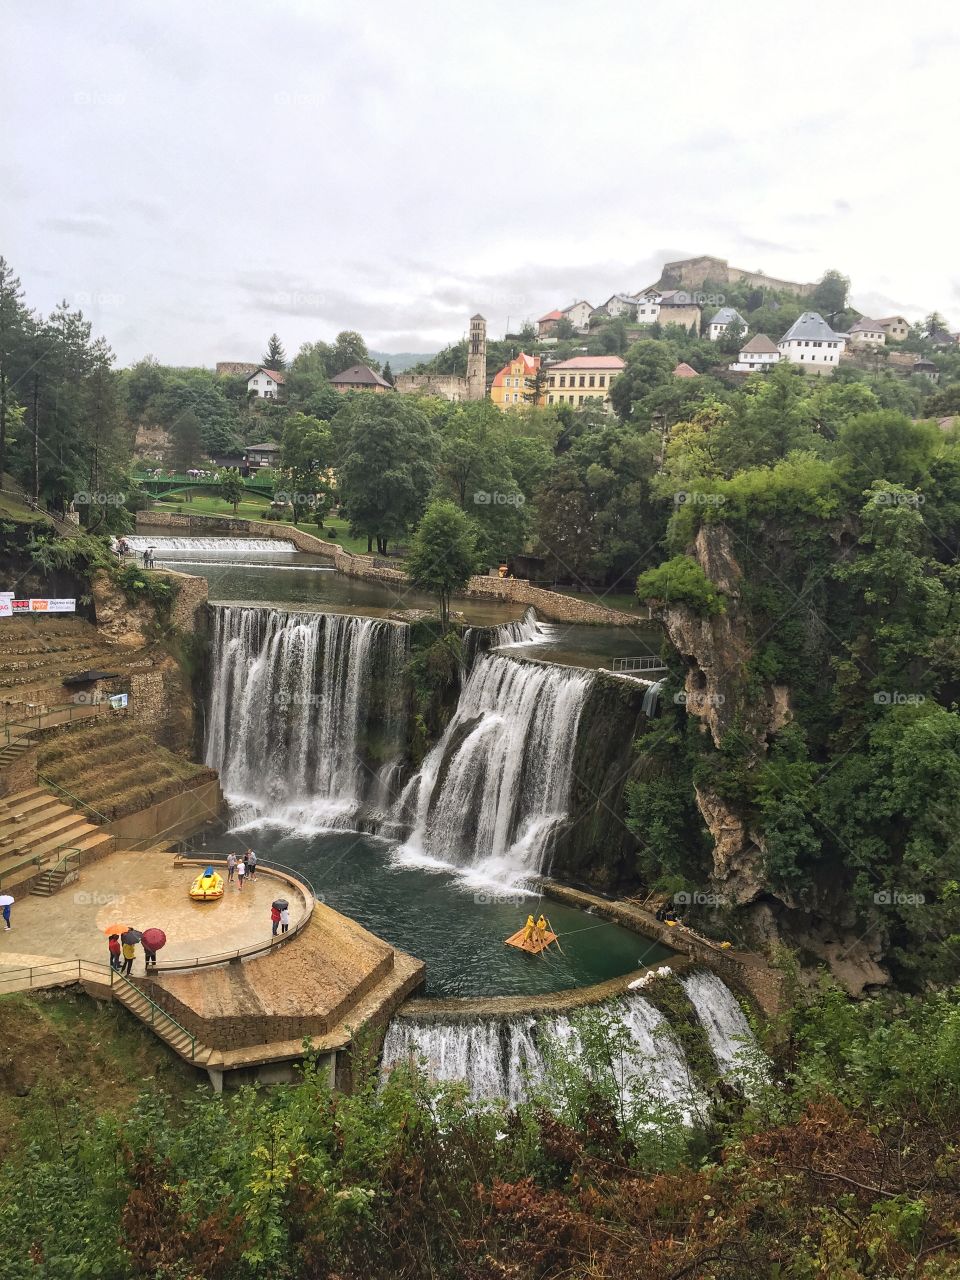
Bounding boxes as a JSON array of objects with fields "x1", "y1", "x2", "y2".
[
  {"x1": 708, "y1": 307, "x2": 746, "y2": 328},
  {"x1": 779, "y1": 312, "x2": 843, "y2": 344},
  {"x1": 740, "y1": 334, "x2": 778, "y2": 354},
  {"x1": 249, "y1": 367, "x2": 285, "y2": 383},
  {"x1": 329, "y1": 363, "x2": 393, "y2": 388},
  {"x1": 547, "y1": 355, "x2": 626, "y2": 370},
  {"x1": 673, "y1": 362, "x2": 699, "y2": 378}
]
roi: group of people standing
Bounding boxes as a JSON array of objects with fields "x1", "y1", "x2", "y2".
[
  {"x1": 225, "y1": 848, "x2": 257, "y2": 889},
  {"x1": 107, "y1": 933, "x2": 159, "y2": 974}
]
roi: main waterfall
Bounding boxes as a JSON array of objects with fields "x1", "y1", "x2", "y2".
[
  {"x1": 393, "y1": 652, "x2": 592, "y2": 881},
  {"x1": 206, "y1": 605, "x2": 409, "y2": 826}
]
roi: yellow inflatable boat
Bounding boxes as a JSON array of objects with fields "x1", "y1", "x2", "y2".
[{"x1": 189, "y1": 866, "x2": 225, "y2": 901}]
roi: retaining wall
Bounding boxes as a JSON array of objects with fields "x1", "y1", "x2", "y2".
[
  {"x1": 104, "y1": 777, "x2": 224, "y2": 847},
  {"x1": 137, "y1": 510, "x2": 646, "y2": 625}
]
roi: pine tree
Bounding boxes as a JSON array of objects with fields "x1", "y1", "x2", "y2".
[
  {"x1": 263, "y1": 333, "x2": 286, "y2": 371},
  {"x1": 0, "y1": 257, "x2": 27, "y2": 482},
  {"x1": 382, "y1": 361, "x2": 394, "y2": 385}
]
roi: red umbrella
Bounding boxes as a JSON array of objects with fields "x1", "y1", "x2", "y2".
[{"x1": 141, "y1": 928, "x2": 167, "y2": 951}]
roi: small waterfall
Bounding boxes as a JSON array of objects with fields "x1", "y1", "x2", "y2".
[
  {"x1": 127, "y1": 535, "x2": 295, "y2": 556},
  {"x1": 462, "y1": 607, "x2": 554, "y2": 668},
  {"x1": 394, "y1": 652, "x2": 592, "y2": 880},
  {"x1": 206, "y1": 605, "x2": 408, "y2": 826},
  {"x1": 382, "y1": 993, "x2": 708, "y2": 1122},
  {"x1": 682, "y1": 970, "x2": 769, "y2": 1091}
]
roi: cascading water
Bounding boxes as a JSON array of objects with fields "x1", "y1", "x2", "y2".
[
  {"x1": 393, "y1": 652, "x2": 592, "y2": 881},
  {"x1": 682, "y1": 969, "x2": 769, "y2": 1092},
  {"x1": 381, "y1": 993, "x2": 711, "y2": 1122},
  {"x1": 462, "y1": 607, "x2": 556, "y2": 668},
  {"x1": 206, "y1": 605, "x2": 409, "y2": 827},
  {"x1": 127, "y1": 535, "x2": 296, "y2": 556}
]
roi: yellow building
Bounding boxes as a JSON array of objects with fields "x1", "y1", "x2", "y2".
[
  {"x1": 491, "y1": 352, "x2": 541, "y2": 410},
  {"x1": 544, "y1": 355, "x2": 624, "y2": 411}
]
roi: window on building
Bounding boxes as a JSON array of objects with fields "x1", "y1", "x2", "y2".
[
  {"x1": 559, "y1": 376, "x2": 566, "y2": 387},
  {"x1": 548, "y1": 376, "x2": 555, "y2": 387},
  {"x1": 578, "y1": 395, "x2": 584, "y2": 405},
  {"x1": 589, "y1": 375, "x2": 595, "y2": 387},
  {"x1": 599, "y1": 375, "x2": 606, "y2": 387},
  {"x1": 548, "y1": 394, "x2": 554, "y2": 404},
  {"x1": 579, "y1": 375, "x2": 586, "y2": 387}
]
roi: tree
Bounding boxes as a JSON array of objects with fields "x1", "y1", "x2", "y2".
[
  {"x1": 331, "y1": 330, "x2": 372, "y2": 375},
  {"x1": 610, "y1": 340, "x2": 676, "y2": 421},
  {"x1": 263, "y1": 333, "x2": 286, "y2": 370},
  {"x1": 0, "y1": 257, "x2": 28, "y2": 481},
  {"x1": 170, "y1": 409, "x2": 203, "y2": 472},
  {"x1": 280, "y1": 412, "x2": 333, "y2": 525},
  {"x1": 407, "y1": 499, "x2": 480, "y2": 628},
  {"x1": 335, "y1": 396, "x2": 436, "y2": 554},
  {"x1": 812, "y1": 269, "x2": 850, "y2": 318},
  {"x1": 219, "y1": 467, "x2": 245, "y2": 513},
  {"x1": 382, "y1": 361, "x2": 394, "y2": 386},
  {"x1": 553, "y1": 317, "x2": 577, "y2": 340}
]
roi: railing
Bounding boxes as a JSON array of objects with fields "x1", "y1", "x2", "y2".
[
  {"x1": 0, "y1": 841, "x2": 86, "y2": 891},
  {"x1": 611, "y1": 656, "x2": 669, "y2": 673},
  {"x1": 35, "y1": 773, "x2": 111, "y2": 824},
  {"x1": 49, "y1": 846, "x2": 82, "y2": 880},
  {"x1": 0, "y1": 959, "x2": 198, "y2": 1060},
  {"x1": 2, "y1": 701, "x2": 104, "y2": 745},
  {"x1": 150, "y1": 853, "x2": 317, "y2": 972}
]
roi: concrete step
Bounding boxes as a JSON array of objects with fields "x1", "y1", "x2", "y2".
[
  {"x1": 114, "y1": 984, "x2": 211, "y2": 1064},
  {"x1": 12, "y1": 813, "x2": 97, "y2": 855}
]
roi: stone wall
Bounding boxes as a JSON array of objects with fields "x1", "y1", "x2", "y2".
[
  {"x1": 137, "y1": 511, "x2": 644, "y2": 625},
  {"x1": 104, "y1": 776, "x2": 223, "y2": 846}
]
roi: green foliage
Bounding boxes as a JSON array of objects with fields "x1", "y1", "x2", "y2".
[
  {"x1": 406, "y1": 499, "x2": 481, "y2": 627},
  {"x1": 635, "y1": 555, "x2": 725, "y2": 615},
  {"x1": 218, "y1": 466, "x2": 245, "y2": 513}
]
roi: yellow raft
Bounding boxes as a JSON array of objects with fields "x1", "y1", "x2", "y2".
[{"x1": 189, "y1": 867, "x2": 224, "y2": 901}]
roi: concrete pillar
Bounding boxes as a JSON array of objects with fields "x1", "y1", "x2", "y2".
[{"x1": 207, "y1": 1067, "x2": 224, "y2": 1094}]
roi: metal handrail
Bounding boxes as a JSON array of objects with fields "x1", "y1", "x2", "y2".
[
  {"x1": 0, "y1": 853, "x2": 44, "y2": 889},
  {"x1": 112, "y1": 969, "x2": 197, "y2": 1061},
  {"x1": 0, "y1": 959, "x2": 198, "y2": 1061},
  {"x1": 35, "y1": 773, "x2": 111, "y2": 824},
  {"x1": 611, "y1": 656, "x2": 669, "y2": 673},
  {"x1": 2, "y1": 702, "x2": 110, "y2": 746},
  {"x1": 150, "y1": 853, "x2": 317, "y2": 972}
]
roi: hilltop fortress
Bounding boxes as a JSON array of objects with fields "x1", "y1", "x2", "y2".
[{"x1": 653, "y1": 254, "x2": 817, "y2": 298}]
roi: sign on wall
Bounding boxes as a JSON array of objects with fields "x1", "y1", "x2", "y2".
[{"x1": 0, "y1": 597, "x2": 77, "y2": 615}]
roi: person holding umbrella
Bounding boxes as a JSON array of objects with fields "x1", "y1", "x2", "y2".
[
  {"x1": 272, "y1": 898, "x2": 289, "y2": 937},
  {"x1": 108, "y1": 934, "x2": 122, "y2": 970},
  {"x1": 120, "y1": 928, "x2": 142, "y2": 976},
  {"x1": 280, "y1": 905, "x2": 290, "y2": 935},
  {"x1": 141, "y1": 927, "x2": 166, "y2": 970},
  {"x1": 270, "y1": 903, "x2": 281, "y2": 937},
  {"x1": 0, "y1": 894, "x2": 14, "y2": 931}
]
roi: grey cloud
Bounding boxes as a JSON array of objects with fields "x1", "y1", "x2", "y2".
[{"x1": 41, "y1": 215, "x2": 113, "y2": 238}]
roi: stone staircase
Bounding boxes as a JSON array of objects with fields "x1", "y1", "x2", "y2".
[
  {"x1": 0, "y1": 786, "x2": 114, "y2": 892},
  {"x1": 112, "y1": 977, "x2": 213, "y2": 1066}
]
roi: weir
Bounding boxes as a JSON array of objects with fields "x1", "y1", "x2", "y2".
[
  {"x1": 127, "y1": 535, "x2": 297, "y2": 555},
  {"x1": 380, "y1": 979, "x2": 760, "y2": 1117}
]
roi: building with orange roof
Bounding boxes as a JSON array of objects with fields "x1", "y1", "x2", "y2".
[
  {"x1": 673, "y1": 362, "x2": 699, "y2": 378},
  {"x1": 491, "y1": 352, "x2": 542, "y2": 410}
]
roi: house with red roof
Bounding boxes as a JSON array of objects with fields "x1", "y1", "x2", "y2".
[
  {"x1": 673, "y1": 362, "x2": 699, "y2": 378},
  {"x1": 246, "y1": 367, "x2": 286, "y2": 399}
]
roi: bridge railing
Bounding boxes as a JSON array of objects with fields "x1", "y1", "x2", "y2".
[{"x1": 611, "y1": 656, "x2": 668, "y2": 673}]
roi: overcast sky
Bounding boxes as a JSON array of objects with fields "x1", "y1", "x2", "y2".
[{"x1": 2, "y1": 0, "x2": 959, "y2": 367}]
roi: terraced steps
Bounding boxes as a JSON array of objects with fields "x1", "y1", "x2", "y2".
[
  {"x1": 0, "y1": 617, "x2": 134, "y2": 714},
  {"x1": 0, "y1": 786, "x2": 113, "y2": 890},
  {"x1": 38, "y1": 720, "x2": 212, "y2": 822}
]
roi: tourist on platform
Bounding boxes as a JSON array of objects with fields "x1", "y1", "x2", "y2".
[
  {"x1": 227, "y1": 852, "x2": 237, "y2": 883},
  {"x1": 270, "y1": 904, "x2": 281, "y2": 936},
  {"x1": 121, "y1": 939, "x2": 136, "y2": 975},
  {"x1": 143, "y1": 944, "x2": 158, "y2": 969},
  {"x1": 247, "y1": 848, "x2": 257, "y2": 879},
  {"x1": 237, "y1": 857, "x2": 246, "y2": 891},
  {"x1": 108, "y1": 934, "x2": 122, "y2": 970},
  {"x1": 280, "y1": 906, "x2": 290, "y2": 934},
  {"x1": 1, "y1": 902, "x2": 11, "y2": 932}
]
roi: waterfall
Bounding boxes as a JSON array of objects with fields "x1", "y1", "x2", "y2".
[
  {"x1": 382, "y1": 993, "x2": 708, "y2": 1122},
  {"x1": 127, "y1": 535, "x2": 295, "y2": 556},
  {"x1": 682, "y1": 970, "x2": 769, "y2": 1092},
  {"x1": 394, "y1": 652, "x2": 592, "y2": 881},
  {"x1": 462, "y1": 607, "x2": 554, "y2": 668},
  {"x1": 206, "y1": 605, "x2": 409, "y2": 827}
]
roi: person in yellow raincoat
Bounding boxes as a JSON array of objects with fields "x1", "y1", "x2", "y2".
[{"x1": 522, "y1": 914, "x2": 536, "y2": 944}]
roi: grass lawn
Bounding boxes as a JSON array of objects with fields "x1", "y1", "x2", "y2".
[{"x1": 144, "y1": 494, "x2": 374, "y2": 556}]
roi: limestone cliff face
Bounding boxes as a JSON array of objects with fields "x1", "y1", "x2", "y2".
[
  {"x1": 658, "y1": 525, "x2": 887, "y2": 995},
  {"x1": 90, "y1": 570, "x2": 158, "y2": 647}
]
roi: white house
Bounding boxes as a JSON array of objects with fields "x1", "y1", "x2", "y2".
[
  {"x1": 729, "y1": 333, "x2": 780, "y2": 372},
  {"x1": 634, "y1": 289, "x2": 662, "y2": 325},
  {"x1": 247, "y1": 367, "x2": 286, "y2": 399},
  {"x1": 706, "y1": 306, "x2": 748, "y2": 342},
  {"x1": 846, "y1": 318, "x2": 886, "y2": 347},
  {"x1": 599, "y1": 293, "x2": 639, "y2": 320},
  {"x1": 777, "y1": 312, "x2": 845, "y2": 373},
  {"x1": 562, "y1": 300, "x2": 594, "y2": 332}
]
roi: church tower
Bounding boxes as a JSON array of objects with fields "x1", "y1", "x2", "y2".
[{"x1": 465, "y1": 313, "x2": 487, "y2": 401}]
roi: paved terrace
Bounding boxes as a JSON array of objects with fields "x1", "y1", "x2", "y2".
[{"x1": 0, "y1": 848, "x2": 308, "y2": 973}]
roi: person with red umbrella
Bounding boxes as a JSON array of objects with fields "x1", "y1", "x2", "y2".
[{"x1": 141, "y1": 927, "x2": 166, "y2": 970}]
